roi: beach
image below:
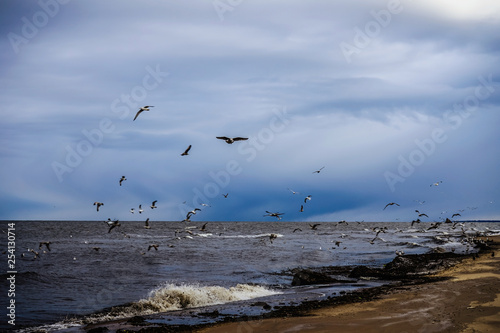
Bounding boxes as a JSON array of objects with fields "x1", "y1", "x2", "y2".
[{"x1": 199, "y1": 236, "x2": 500, "y2": 333}]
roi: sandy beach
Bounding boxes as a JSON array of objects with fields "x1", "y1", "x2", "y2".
[{"x1": 199, "y1": 236, "x2": 500, "y2": 333}]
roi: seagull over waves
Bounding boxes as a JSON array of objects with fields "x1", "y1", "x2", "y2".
[
  {"x1": 263, "y1": 211, "x2": 285, "y2": 220},
  {"x1": 269, "y1": 233, "x2": 278, "y2": 244},
  {"x1": 148, "y1": 244, "x2": 159, "y2": 251},
  {"x1": 138, "y1": 205, "x2": 144, "y2": 214},
  {"x1": 133, "y1": 106, "x2": 154, "y2": 121},
  {"x1": 181, "y1": 145, "x2": 192, "y2": 156},
  {"x1": 383, "y1": 202, "x2": 400, "y2": 210},
  {"x1": 150, "y1": 200, "x2": 158, "y2": 209},
  {"x1": 216, "y1": 136, "x2": 248, "y2": 144},
  {"x1": 119, "y1": 176, "x2": 126, "y2": 186},
  {"x1": 144, "y1": 218, "x2": 151, "y2": 229},
  {"x1": 309, "y1": 223, "x2": 320, "y2": 230},
  {"x1": 186, "y1": 208, "x2": 201, "y2": 220},
  {"x1": 452, "y1": 213, "x2": 461, "y2": 218},
  {"x1": 93, "y1": 202, "x2": 104, "y2": 212},
  {"x1": 304, "y1": 195, "x2": 312, "y2": 203},
  {"x1": 39, "y1": 242, "x2": 52, "y2": 251},
  {"x1": 105, "y1": 219, "x2": 120, "y2": 233}
]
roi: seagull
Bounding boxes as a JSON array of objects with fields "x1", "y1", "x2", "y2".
[
  {"x1": 300, "y1": 205, "x2": 304, "y2": 212},
  {"x1": 427, "y1": 222, "x2": 442, "y2": 231},
  {"x1": 181, "y1": 145, "x2": 192, "y2": 156},
  {"x1": 148, "y1": 244, "x2": 159, "y2": 251},
  {"x1": 133, "y1": 106, "x2": 154, "y2": 121},
  {"x1": 130, "y1": 208, "x2": 135, "y2": 214},
  {"x1": 151, "y1": 200, "x2": 158, "y2": 209},
  {"x1": 293, "y1": 228, "x2": 302, "y2": 233},
  {"x1": 216, "y1": 136, "x2": 248, "y2": 144},
  {"x1": 39, "y1": 242, "x2": 52, "y2": 252},
  {"x1": 105, "y1": 219, "x2": 120, "y2": 233},
  {"x1": 138, "y1": 205, "x2": 144, "y2": 214},
  {"x1": 288, "y1": 188, "x2": 300, "y2": 195},
  {"x1": 418, "y1": 213, "x2": 429, "y2": 218},
  {"x1": 383, "y1": 202, "x2": 400, "y2": 210},
  {"x1": 304, "y1": 195, "x2": 312, "y2": 203},
  {"x1": 334, "y1": 241, "x2": 342, "y2": 247},
  {"x1": 309, "y1": 223, "x2": 320, "y2": 230},
  {"x1": 430, "y1": 181, "x2": 442, "y2": 187},
  {"x1": 119, "y1": 176, "x2": 127, "y2": 186},
  {"x1": 144, "y1": 218, "x2": 151, "y2": 229},
  {"x1": 199, "y1": 222, "x2": 208, "y2": 231},
  {"x1": 263, "y1": 211, "x2": 284, "y2": 220},
  {"x1": 411, "y1": 219, "x2": 421, "y2": 227},
  {"x1": 452, "y1": 213, "x2": 461, "y2": 218},
  {"x1": 93, "y1": 202, "x2": 104, "y2": 212},
  {"x1": 222, "y1": 193, "x2": 229, "y2": 198},
  {"x1": 269, "y1": 234, "x2": 278, "y2": 243},
  {"x1": 312, "y1": 167, "x2": 325, "y2": 174},
  {"x1": 201, "y1": 203, "x2": 211, "y2": 207},
  {"x1": 186, "y1": 208, "x2": 201, "y2": 220}
]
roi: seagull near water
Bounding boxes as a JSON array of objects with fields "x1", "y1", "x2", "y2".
[
  {"x1": 263, "y1": 211, "x2": 285, "y2": 220},
  {"x1": 133, "y1": 106, "x2": 154, "y2": 121},
  {"x1": 144, "y1": 218, "x2": 151, "y2": 229},
  {"x1": 383, "y1": 202, "x2": 400, "y2": 210},
  {"x1": 105, "y1": 219, "x2": 120, "y2": 233},
  {"x1": 93, "y1": 202, "x2": 104, "y2": 212},
  {"x1": 150, "y1": 200, "x2": 158, "y2": 209},
  {"x1": 216, "y1": 136, "x2": 248, "y2": 144}
]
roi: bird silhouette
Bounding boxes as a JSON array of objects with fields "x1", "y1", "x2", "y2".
[
  {"x1": 181, "y1": 145, "x2": 192, "y2": 156},
  {"x1": 133, "y1": 106, "x2": 154, "y2": 121},
  {"x1": 216, "y1": 136, "x2": 248, "y2": 144}
]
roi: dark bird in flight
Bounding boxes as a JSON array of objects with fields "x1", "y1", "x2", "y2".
[
  {"x1": 309, "y1": 223, "x2": 320, "y2": 230},
  {"x1": 263, "y1": 211, "x2": 284, "y2": 220},
  {"x1": 418, "y1": 213, "x2": 429, "y2": 218},
  {"x1": 269, "y1": 233, "x2": 278, "y2": 243},
  {"x1": 304, "y1": 195, "x2": 312, "y2": 203},
  {"x1": 427, "y1": 222, "x2": 442, "y2": 230},
  {"x1": 383, "y1": 202, "x2": 400, "y2": 210},
  {"x1": 181, "y1": 145, "x2": 192, "y2": 156},
  {"x1": 293, "y1": 228, "x2": 302, "y2": 233},
  {"x1": 144, "y1": 218, "x2": 151, "y2": 229},
  {"x1": 39, "y1": 242, "x2": 52, "y2": 252},
  {"x1": 312, "y1": 167, "x2": 325, "y2": 174},
  {"x1": 133, "y1": 106, "x2": 154, "y2": 121},
  {"x1": 199, "y1": 222, "x2": 208, "y2": 231},
  {"x1": 216, "y1": 136, "x2": 248, "y2": 144},
  {"x1": 186, "y1": 208, "x2": 201, "y2": 220},
  {"x1": 148, "y1": 244, "x2": 159, "y2": 251},
  {"x1": 93, "y1": 202, "x2": 104, "y2": 212},
  {"x1": 411, "y1": 219, "x2": 421, "y2": 227},
  {"x1": 150, "y1": 200, "x2": 158, "y2": 209},
  {"x1": 119, "y1": 176, "x2": 126, "y2": 186},
  {"x1": 452, "y1": 213, "x2": 461, "y2": 218},
  {"x1": 300, "y1": 205, "x2": 304, "y2": 212},
  {"x1": 222, "y1": 193, "x2": 229, "y2": 198},
  {"x1": 105, "y1": 219, "x2": 120, "y2": 233}
]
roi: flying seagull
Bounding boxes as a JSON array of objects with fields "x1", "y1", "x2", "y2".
[
  {"x1": 452, "y1": 213, "x2": 461, "y2": 218},
  {"x1": 144, "y1": 218, "x2": 151, "y2": 229},
  {"x1": 148, "y1": 244, "x2": 159, "y2": 251},
  {"x1": 181, "y1": 145, "x2": 192, "y2": 156},
  {"x1": 138, "y1": 205, "x2": 144, "y2": 214},
  {"x1": 216, "y1": 136, "x2": 248, "y2": 144},
  {"x1": 151, "y1": 200, "x2": 158, "y2": 209},
  {"x1": 186, "y1": 208, "x2": 201, "y2": 220},
  {"x1": 269, "y1": 234, "x2": 278, "y2": 244},
  {"x1": 300, "y1": 205, "x2": 304, "y2": 212},
  {"x1": 105, "y1": 219, "x2": 120, "y2": 233},
  {"x1": 263, "y1": 211, "x2": 285, "y2": 220},
  {"x1": 288, "y1": 188, "x2": 300, "y2": 195},
  {"x1": 222, "y1": 193, "x2": 229, "y2": 198},
  {"x1": 133, "y1": 106, "x2": 154, "y2": 121},
  {"x1": 304, "y1": 195, "x2": 312, "y2": 203},
  {"x1": 430, "y1": 181, "x2": 443, "y2": 187},
  {"x1": 199, "y1": 222, "x2": 208, "y2": 231},
  {"x1": 39, "y1": 242, "x2": 52, "y2": 252},
  {"x1": 309, "y1": 223, "x2": 320, "y2": 230},
  {"x1": 119, "y1": 176, "x2": 126, "y2": 186},
  {"x1": 130, "y1": 208, "x2": 135, "y2": 214},
  {"x1": 93, "y1": 202, "x2": 104, "y2": 212},
  {"x1": 313, "y1": 167, "x2": 325, "y2": 174},
  {"x1": 383, "y1": 202, "x2": 400, "y2": 210}
]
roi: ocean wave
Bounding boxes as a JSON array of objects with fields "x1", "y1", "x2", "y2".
[{"x1": 222, "y1": 233, "x2": 284, "y2": 239}]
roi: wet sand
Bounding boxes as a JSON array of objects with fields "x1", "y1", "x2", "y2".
[{"x1": 199, "y1": 236, "x2": 500, "y2": 333}]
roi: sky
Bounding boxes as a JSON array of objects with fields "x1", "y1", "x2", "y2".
[{"x1": 1, "y1": 0, "x2": 499, "y2": 222}]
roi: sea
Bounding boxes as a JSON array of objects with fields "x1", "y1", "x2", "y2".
[{"x1": 1, "y1": 220, "x2": 499, "y2": 332}]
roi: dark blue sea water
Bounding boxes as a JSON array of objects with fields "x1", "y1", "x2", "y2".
[{"x1": 1, "y1": 220, "x2": 499, "y2": 332}]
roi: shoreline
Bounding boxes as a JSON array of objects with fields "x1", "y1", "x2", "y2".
[
  {"x1": 80, "y1": 236, "x2": 500, "y2": 333},
  {"x1": 198, "y1": 236, "x2": 500, "y2": 333}
]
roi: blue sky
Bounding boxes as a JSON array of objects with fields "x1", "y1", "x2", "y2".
[{"x1": 1, "y1": 0, "x2": 499, "y2": 222}]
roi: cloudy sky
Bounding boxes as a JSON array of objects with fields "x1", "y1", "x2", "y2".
[{"x1": 1, "y1": 0, "x2": 499, "y2": 222}]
